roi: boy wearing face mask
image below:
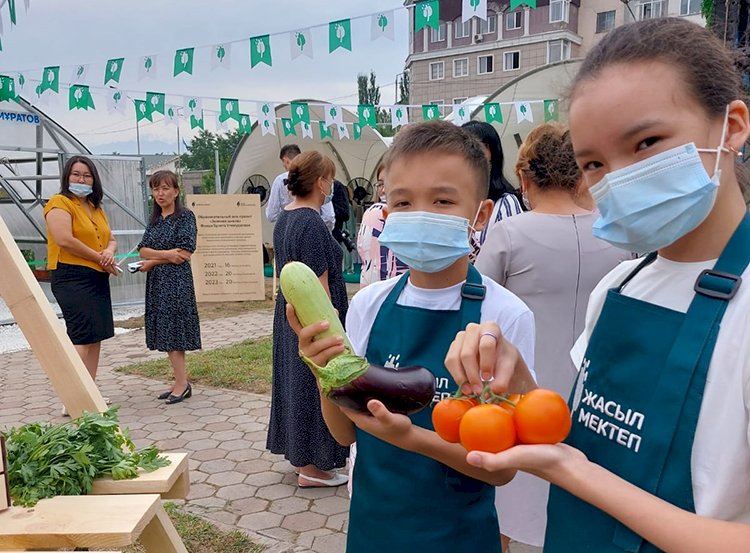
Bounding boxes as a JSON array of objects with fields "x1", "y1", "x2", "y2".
[{"x1": 288, "y1": 121, "x2": 536, "y2": 553}]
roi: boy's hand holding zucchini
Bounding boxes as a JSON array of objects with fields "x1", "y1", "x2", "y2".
[{"x1": 281, "y1": 262, "x2": 435, "y2": 415}]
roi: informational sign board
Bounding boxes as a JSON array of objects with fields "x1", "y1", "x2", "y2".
[{"x1": 187, "y1": 194, "x2": 265, "y2": 302}]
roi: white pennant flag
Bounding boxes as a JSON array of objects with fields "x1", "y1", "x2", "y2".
[
  {"x1": 23, "y1": 0, "x2": 30, "y2": 11},
  {"x1": 0, "y1": 11, "x2": 4, "y2": 35},
  {"x1": 211, "y1": 43, "x2": 232, "y2": 70},
  {"x1": 515, "y1": 101, "x2": 534, "y2": 124},
  {"x1": 301, "y1": 121, "x2": 314, "y2": 139},
  {"x1": 106, "y1": 88, "x2": 126, "y2": 114},
  {"x1": 462, "y1": 0, "x2": 488, "y2": 22},
  {"x1": 290, "y1": 28, "x2": 313, "y2": 60},
  {"x1": 15, "y1": 71, "x2": 27, "y2": 94},
  {"x1": 337, "y1": 123, "x2": 350, "y2": 140},
  {"x1": 184, "y1": 95, "x2": 204, "y2": 128},
  {"x1": 257, "y1": 101, "x2": 276, "y2": 136},
  {"x1": 390, "y1": 105, "x2": 409, "y2": 128},
  {"x1": 453, "y1": 103, "x2": 471, "y2": 125},
  {"x1": 71, "y1": 64, "x2": 90, "y2": 84},
  {"x1": 371, "y1": 11, "x2": 395, "y2": 41},
  {"x1": 324, "y1": 104, "x2": 344, "y2": 128},
  {"x1": 138, "y1": 54, "x2": 158, "y2": 80},
  {"x1": 164, "y1": 104, "x2": 182, "y2": 127},
  {"x1": 216, "y1": 114, "x2": 231, "y2": 132}
]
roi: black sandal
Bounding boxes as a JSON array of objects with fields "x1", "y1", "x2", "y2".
[{"x1": 165, "y1": 383, "x2": 192, "y2": 405}]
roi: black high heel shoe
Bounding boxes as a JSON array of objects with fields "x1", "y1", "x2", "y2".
[
  {"x1": 165, "y1": 383, "x2": 192, "y2": 405},
  {"x1": 157, "y1": 390, "x2": 172, "y2": 400}
]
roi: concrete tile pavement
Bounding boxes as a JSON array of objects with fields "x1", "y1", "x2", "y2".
[{"x1": 0, "y1": 308, "x2": 540, "y2": 553}]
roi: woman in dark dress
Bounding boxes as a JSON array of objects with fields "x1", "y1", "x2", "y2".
[
  {"x1": 267, "y1": 151, "x2": 349, "y2": 488},
  {"x1": 137, "y1": 170, "x2": 201, "y2": 404}
]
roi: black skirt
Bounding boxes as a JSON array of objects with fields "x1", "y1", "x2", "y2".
[{"x1": 51, "y1": 263, "x2": 115, "y2": 345}]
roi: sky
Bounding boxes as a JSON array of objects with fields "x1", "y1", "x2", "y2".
[{"x1": 0, "y1": 0, "x2": 409, "y2": 155}]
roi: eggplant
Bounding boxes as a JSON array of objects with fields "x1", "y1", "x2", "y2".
[{"x1": 327, "y1": 364, "x2": 436, "y2": 415}]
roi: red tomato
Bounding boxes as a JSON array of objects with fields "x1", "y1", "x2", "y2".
[
  {"x1": 459, "y1": 404, "x2": 516, "y2": 453},
  {"x1": 514, "y1": 389, "x2": 572, "y2": 444},
  {"x1": 432, "y1": 398, "x2": 476, "y2": 443}
]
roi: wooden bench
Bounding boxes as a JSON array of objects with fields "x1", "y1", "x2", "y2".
[
  {"x1": 0, "y1": 494, "x2": 186, "y2": 552},
  {"x1": 91, "y1": 452, "x2": 190, "y2": 499}
]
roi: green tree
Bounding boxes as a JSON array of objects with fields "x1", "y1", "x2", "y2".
[
  {"x1": 397, "y1": 70, "x2": 410, "y2": 105},
  {"x1": 180, "y1": 129, "x2": 244, "y2": 193},
  {"x1": 357, "y1": 70, "x2": 394, "y2": 136}
]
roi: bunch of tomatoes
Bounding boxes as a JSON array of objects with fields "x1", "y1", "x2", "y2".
[{"x1": 432, "y1": 388, "x2": 572, "y2": 453}]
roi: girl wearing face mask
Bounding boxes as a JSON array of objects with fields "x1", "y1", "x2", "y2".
[
  {"x1": 445, "y1": 17, "x2": 750, "y2": 553},
  {"x1": 267, "y1": 151, "x2": 349, "y2": 489},
  {"x1": 44, "y1": 155, "x2": 118, "y2": 397},
  {"x1": 356, "y1": 163, "x2": 408, "y2": 288}
]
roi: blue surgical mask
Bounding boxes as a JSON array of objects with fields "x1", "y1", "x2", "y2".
[
  {"x1": 321, "y1": 179, "x2": 334, "y2": 205},
  {"x1": 69, "y1": 183, "x2": 93, "y2": 198},
  {"x1": 590, "y1": 108, "x2": 730, "y2": 255},
  {"x1": 379, "y1": 211, "x2": 473, "y2": 273}
]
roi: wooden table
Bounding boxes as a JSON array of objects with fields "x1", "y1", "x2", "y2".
[{"x1": 91, "y1": 452, "x2": 190, "y2": 499}]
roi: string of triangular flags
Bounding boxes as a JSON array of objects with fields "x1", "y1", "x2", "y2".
[{"x1": 0, "y1": 0, "x2": 31, "y2": 52}]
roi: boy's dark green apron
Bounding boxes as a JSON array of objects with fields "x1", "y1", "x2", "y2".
[
  {"x1": 545, "y1": 214, "x2": 750, "y2": 552},
  {"x1": 347, "y1": 266, "x2": 501, "y2": 553}
]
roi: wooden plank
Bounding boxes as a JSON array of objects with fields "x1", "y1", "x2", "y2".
[
  {"x1": 0, "y1": 215, "x2": 106, "y2": 419},
  {"x1": 138, "y1": 503, "x2": 189, "y2": 553},
  {"x1": 91, "y1": 452, "x2": 190, "y2": 499},
  {"x1": 0, "y1": 494, "x2": 159, "y2": 549}
]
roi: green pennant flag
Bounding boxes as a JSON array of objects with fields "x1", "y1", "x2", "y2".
[
  {"x1": 415, "y1": 1, "x2": 439, "y2": 31},
  {"x1": 174, "y1": 48, "x2": 195, "y2": 76},
  {"x1": 238, "y1": 114, "x2": 252, "y2": 135},
  {"x1": 0, "y1": 76, "x2": 17, "y2": 102},
  {"x1": 104, "y1": 58, "x2": 124, "y2": 85},
  {"x1": 422, "y1": 104, "x2": 440, "y2": 121},
  {"x1": 134, "y1": 99, "x2": 153, "y2": 122},
  {"x1": 329, "y1": 19, "x2": 352, "y2": 53},
  {"x1": 510, "y1": 0, "x2": 537, "y2": 9},
  {"x1": 146, "y1": 91, "x2": 165, "y2": 116},
  {"x1": 190, "y1": 113, "x2": 204, "y2": 130},
  {"x1": 282, "y1": 118, "x2": 296, "y2": 136},
  {"x1": 353, "y1": 122, "x2": 362, "y2": 140},
  {"x1": 69, "y1": 85, "x2": 95, "y2": 111},
  {"x1": 250, "y1": 35, "x2": 272, "y2": 67},
  {"x1": 358, "y1": 104, "x2": 377, "y2": 127},
  {"x1": 8, "y1": 0, "x2": 16, "y2": 25},
  {"x1": 319, "y1": 121, "x2": 333, "y2": 139},
  {"x1": 39, "y1": 66, "x2": 60, "y2": 94},
  {"x1": 484, "y1": 102, "x2": 503, "y2": 124},
  {"x1": 220, "y1": 98, "x2": 241, "y2": 122},
  {"x1": 291, "y1": 101, "x2": 311, "y2": 126},
  {"x1": 544, "y1": 99, "x2": 559, "y2": 122}
]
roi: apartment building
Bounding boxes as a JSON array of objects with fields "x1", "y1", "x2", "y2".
[{"x1": 405, "y1": 0, "x2": 705, "y2": 108}]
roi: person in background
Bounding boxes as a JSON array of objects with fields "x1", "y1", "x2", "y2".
[
  {"x1": 265, "y1": 144, "x2": 335, "y2": 229},
  {"x1": 331, "y1": 179, "x2": 354, "y2": 252},
  {"x1": 475, "y1": 123, "x2": 631, "y2": 552},
  {"x1": 356, "y1": 163, "x2": 408, "y2": 288},
  {"x1": 267, "y1": 151, "x2": 349, "y2": 488},
  {"x1": 44, "y1": 155, "x2": 118, "y2": 397},
  {"x1": 137, "y1": 170, "x2": 200, "y2": 405}
]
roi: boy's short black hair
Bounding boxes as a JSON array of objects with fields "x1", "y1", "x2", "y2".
[
  {"x1": 383, "y1": 121, "x2": 490, "y2": 200},
  {"x1": 279, "y1": 144, "x2": 301, "y2": 160}
]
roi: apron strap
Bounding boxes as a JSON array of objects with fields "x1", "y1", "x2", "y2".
[
  {"x1": 460, "y1": 264, "x2": 485, "y2": 329},
  {"x1": 617, "y1": 253, "x2": 657, "y2": 292}
]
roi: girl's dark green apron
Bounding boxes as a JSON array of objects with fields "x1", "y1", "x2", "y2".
[
  {"x1": 545, "y1": 214, "x2": 750, "y2": 552},
  {"x1": 346, "y1": 266, "x2": 501, "y2": 553}
]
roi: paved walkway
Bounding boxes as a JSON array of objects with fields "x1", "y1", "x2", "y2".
[{"x1": 0, "y1": 309, "x2": 539, "y2": 553}]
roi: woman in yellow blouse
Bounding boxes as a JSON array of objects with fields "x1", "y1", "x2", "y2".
[{"x1": 44, "y1": 155, "x2": 118, "y2": 382}]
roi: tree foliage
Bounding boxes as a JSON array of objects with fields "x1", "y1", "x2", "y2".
[
  {"x1": 180, "y1": 129, "x2": 244, "y2": 192},
  {"x1": 356, "y1": 70, "x2": 394, "y2": 137}
]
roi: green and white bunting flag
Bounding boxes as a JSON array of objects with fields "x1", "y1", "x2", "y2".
[
  {"x1": 216, "y1": 114, "x2": 231, "y2": 132},
  {"x1": 329, "y1": 19, "x2": 352, "y2": 53},
  {"x1": 134, "y1": 99, "x2": 153, "y2": 122},
  {"x1": 146, "y1": 91, "x2": 165, "y2": 117},
  {"x1": 238, "y1": 113, "x2": 252, "y2": 135},
  {"x1": 290, "y1": 28, "x2": 313, "y2": 60},
  {"x1": 422, "y1": 104, "x2": 440, "y2": 121},
  {"x1": 353, "y1": 122, "x2": 362, "y2": 140},
  {"x1": 319, "y1": 121, "x2": 333, "y2": 139},
  {"x1": 301, "y1": 121, "x2": 313, "y2": 139},
  {"x1": 257, "y1": 101, "x2": 276, "y2": 136},
  {"x1": 544, "y1": 99, "x2": 559, "y2": 122},
  {"x1": 211, "y1": 43, "x2": 231, "y2": 70},
  {"x1": 371, "y1": 11, "x2": 395, "y2": 41},
  {"x1": 337, "y1": 123, "x2": 350, "y2": 140},
  {"x1": 69, "y1": 84, "x2": 95, "y2": 111},
  {"x1": 324, "y1": 104, "x2": 344, "y2": 128},
  {"x1": 462, "y1": 0, "x2": 487, "y2": 22},
  {"x1": 220, "y1": 98, "x2": 241, "y2": 122},
  {"x1": 106, "y1": 88, "x2": 126, "y2": 114},
  {"x1": 281, "y1": 118, "x2": 296, "y2": 137},
  {"x1": 250, "y1": 35, "x2": 272, "y2": 68},
  {"x1": 8, "y1": 0, "x2": 16, "y2": 25},
  {"x1": 391, "y1": 105, "x2": 408, "y2": 128},
  {"x1": 515, "y1": 101, "x2": 533, "y2": 123},
  {"x1": 104, "y1": 58, "x2": 124, "y2": 85},
  {"x1": 164, "y1": 105, "x2": 182, "y2": 127},
  {"x1": 0, "y1": 75, "x2": 17, "y2": 102},
  {"x1": 453, "y1": 103, "x2": 471, "y2": 125},
  {"x1": 139, "y1": 55, "x2": 157, "y2": 80},
  {"x1": 23, "y1": 0, "x2": 30, "y2": 12},
  {"x1": 39, "y1": 66, "x2": 60, "y2": 95},
  {"x1": 184, "y1": 96, "x2": 204, "y2": 129},
  {"x1": 510, "y1": 0, "x2": 537, "y2": 9},
  {"x1": 71, "y1": 64, "x2": 89, "y2": 84},
  {"x1": 174, "y1": 48, "x2": 194, "y2": 76},
  {"x1": 415, "y1": 0, "x2": 439, "y2": 31},
  {"x1": 484, "y1": 102, "x2": 503, "y2": 124},
  {"x1": 290, "y1": 101, "x2": 311, "y2": 126},
  {"x1": 15, "y1": 72, "x2": 26, "y2": 95},
  {"x1": 358, "y1": 104, "x2": 377, "y2": 128}
]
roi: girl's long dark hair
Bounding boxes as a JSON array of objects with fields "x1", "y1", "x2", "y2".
[
  {"x1": 461, "y1": 120, "x2": 517, "y2": 202},
  {"x1": 149, "y1": 170, "x2": 183, "y2": 225},
  {"x1": 60, "y1": 156, "x2": 104, "y2": 208}
]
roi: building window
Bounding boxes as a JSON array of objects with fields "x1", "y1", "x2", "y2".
[
  {"x1": 596, "y1": 10, "x2": 616, "y2": 33},
  {"x1": 506, "y1": 11, "x2": 522, "y2": 30},
  {"x1": 680, "y1": 0, "x2": 701, "y2": 15},
  {"x1": 480, "y1": 13, "x2": 497, "y2": 34},
  {"x1": 454, "y1": 18, "x2": 471, "y2": 39},
  {"x1": 429, "y1": 61, "x2": 445, "y2": 81},
  {"x1": 453, "y1": 58, "x2": 469, "y2": 78},
  {"x1": 550, "y1": 0, "x2": 569, "y2": 23},
  {"x1": 638, "y1": 0, "x2": 664, "y2": 20},
  {"x1": 453, "y1": 97, "x2": 468, "y2": 105},
  {"x1": 478, "y1": 54, "x2": 494, "y2": 74},
  {"x1": 547, "y1": 39, "x2": 571, "y2": 63},
  {"x1": 503, "y1": 51, "x2": 520, "y2": 71},
  {"x1": 430, "y1": 21, "x2": 447, "y2": 42}
]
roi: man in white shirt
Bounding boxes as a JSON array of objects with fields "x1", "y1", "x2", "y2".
[{"x1": 265, "y1": 144, "x2": 335, "y2": 229}]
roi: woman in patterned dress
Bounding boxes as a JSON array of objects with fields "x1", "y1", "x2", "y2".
[{"x1": 137, "y1": 170, "x2": 201, "y2": 404}]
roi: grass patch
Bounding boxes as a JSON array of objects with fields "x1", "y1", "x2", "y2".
[
  {"x1": 116, "y1": 337, "x2": 273, "y2": 395},
  {"x1": 127, "y1": 502, "x2": 265, "y2": 553}
]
